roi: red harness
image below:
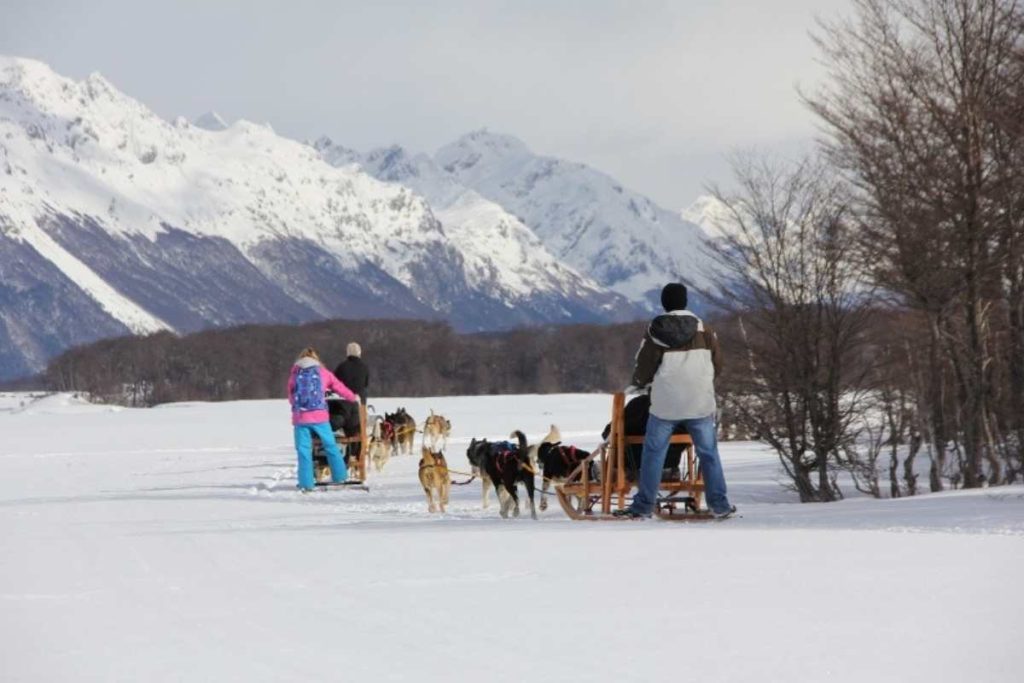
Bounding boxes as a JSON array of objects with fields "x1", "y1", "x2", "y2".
[
  {"x1": 558, "y1": 445, "x2": 580, "y2": 469},
  {"x1": 542, "y1": 443, "x2": 582, "y2": 470},
  {"x1": 494, "y1": 449, "x2": 518, "y2": 476}
]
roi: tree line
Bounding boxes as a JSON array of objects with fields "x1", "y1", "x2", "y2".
[
  {"x1": 44, "y1": 318, "x2": 647, "y2": 406},
  {"x1": 706, "y1": 0, "x2": 1024, "y2": 499}
]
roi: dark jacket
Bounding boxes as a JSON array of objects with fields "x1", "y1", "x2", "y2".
[
  {"x1": 334, "y1": 356, "x2": 369, "y2": 404},
  {"x1": 601, "y1": 393, "x2": 685, "y2": 471}
]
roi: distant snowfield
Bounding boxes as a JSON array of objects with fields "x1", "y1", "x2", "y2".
[{"x1": 1, "y1": 393, "x2": 1020, "y2": 682}]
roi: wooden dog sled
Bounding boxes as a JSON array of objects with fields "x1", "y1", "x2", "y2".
[
  {"x1": 314, "y1": 398, "x2": 370, "y2": 487},
  {"x1": 340, "y1": 401, "x2": 369, "y2": 483},
  {"x1": 555, "y1": 392, "x2": 714, "y2": 521}
]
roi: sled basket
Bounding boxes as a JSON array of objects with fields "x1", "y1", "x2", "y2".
[{"x1": 555, "y1": 392, "x2": 712, "y2": 521}]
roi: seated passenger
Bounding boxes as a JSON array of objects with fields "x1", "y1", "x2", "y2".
[
  {"x1": 326, "y1": 392, "x2": 362, "y2": 466},
  {"x1": 602, "y1": 393, "x2": 686, "y2": 480}
]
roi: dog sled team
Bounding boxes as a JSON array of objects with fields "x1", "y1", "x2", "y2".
[
  {"x1": 287, "y1": 283, "x2": 737, "y2": 521},
  {"x1": 286, "y1": 343, "x2": 585, "y2": 518}
]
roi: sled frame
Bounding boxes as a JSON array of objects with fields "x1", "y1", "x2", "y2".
[
  {"x1": 555, "y1": 392, "x2": 712, "y2": 521},
  {"x1": 333, "y1": 401, "x2": 369, "y2": 482},
  {"x1": 315, "y1": 401, "x2": 369, "y2": 484}
]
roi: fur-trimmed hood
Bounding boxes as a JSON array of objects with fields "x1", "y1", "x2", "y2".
[{"x1": 648, "y1": 310, "x2": 701, "y2": 349}]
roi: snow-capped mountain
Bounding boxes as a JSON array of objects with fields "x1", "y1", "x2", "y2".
[
  {"x1": 193, "y1": 111, "x2": 228, "y2": 131},
  {"x1": 0, "y1": 57, "x2": 638, "y2": 380},
  {"x1": 681, "y1": 194, "x2": 736, "y2": 242},
  {"x1": 434, "y1": 130, "x2": 713, "y2": 309},
  {"x1": 314, "y1": 140, "x2": 635, "y2": 323}
]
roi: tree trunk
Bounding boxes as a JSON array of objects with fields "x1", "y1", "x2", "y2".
[
  {"x1": 889, "y1": 443, "x2": 901, "y2": 499},
  {"x1": 926, "y1": 314, "x2": 947, "y2": 491},
  {"x1": 817, "y1": 451, "x2": 837, "y2": 502},
  {"x1": 904, "y1": 430, "x2": 921, "y2": 496},
  {"x1": 793, "y1": 465, "x2": 818, "y2": 503},
  {"x1": 1007, "y1": 282, "x2": 1024, "y2": 481},
  {"x1": 959, "y1": 291, "x2": 987, "y2": 488},
  {"x1": 982, "y1": 408, "x2": 1003, "y2": 486}
]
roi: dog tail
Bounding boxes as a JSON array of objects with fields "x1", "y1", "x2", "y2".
[
  {"x1": 510, "y1": 430, "x2": 528, "y2": 456},
  {"x1": 543, "y1": 423, "x2": 561, "y2": 445}
]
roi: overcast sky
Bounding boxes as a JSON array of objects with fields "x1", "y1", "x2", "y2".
[{"x1": 2, "y1": 0, "x2": 851, "y2": 209}]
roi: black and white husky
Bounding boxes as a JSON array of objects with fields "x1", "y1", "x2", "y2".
[
  {"x1": 467, "y1": 431, "x2": 537, "y2": 519},
  {"x1": 534, "y1": 424, "x2": 594, "y2": 511}
]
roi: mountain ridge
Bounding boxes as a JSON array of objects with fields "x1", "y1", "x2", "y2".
[
  {"x1": 0, "y1": 56, "x2": 657, "y2": 380},
  {"x1": 435, "y1": 128, "x2": 713, "y2": 309}
]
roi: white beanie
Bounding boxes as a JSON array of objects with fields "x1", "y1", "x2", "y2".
[{"x1": 347, "y1": 342, "x2": 362, "y2": 358}]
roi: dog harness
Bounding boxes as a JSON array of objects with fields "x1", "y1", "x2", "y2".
[
  {"x1": 558, "y1": 444, "x2": 581, "y2": 469},
  {"x1": 542, "y1": 442, "x2": 584, "y2": 470},
  {"x1": 419, "y1": 454, "x2": 446, "y2": 471},
  {"x1": 494, "y1": 449, "x2": 519, "y2": 476}
]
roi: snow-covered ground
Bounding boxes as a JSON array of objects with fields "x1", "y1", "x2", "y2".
[{"x1": 1, "y1": 393, "x2": 1021, "y2": 682}]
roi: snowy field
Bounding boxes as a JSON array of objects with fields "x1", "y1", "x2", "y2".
[{"x1": 1, "y1": 392, "x2": 1021, "y2": 683}]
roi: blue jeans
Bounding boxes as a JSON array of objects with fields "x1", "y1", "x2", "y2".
[
  {"x1": 294, "y1": 422, "x2": 348, "y2": 490},
  {"x1": 630, "y1": 414, "x2": 731, "y2": 515}
]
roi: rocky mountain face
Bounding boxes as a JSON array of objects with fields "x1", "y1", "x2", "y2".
[
  {"x1": 0, "y1": 57, "x2": 656, "y2": 380},
  {"x1": 434, "y1": 130, "x2": 713, "y2": 309},
  {"x1": 315, "y1": 140, "x2": 638, "y2": 327}
]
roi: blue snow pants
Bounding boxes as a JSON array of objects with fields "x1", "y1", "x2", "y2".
[{"x1": 294, "y1": 422, "x2": 348, "y2": 490}]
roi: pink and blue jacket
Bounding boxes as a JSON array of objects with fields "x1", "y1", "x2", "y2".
[{"x1": 287, "y1": 357, "x2": 358, "y2": 426}]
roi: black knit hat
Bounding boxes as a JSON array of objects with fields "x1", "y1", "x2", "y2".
[{"x1": 660, "y1": 282, "x2": 688, "y2": 312}]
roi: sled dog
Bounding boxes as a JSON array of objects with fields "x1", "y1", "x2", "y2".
[
  {"x1": 535, "y1": 424, "x2": 594, "y2": 511},
  {"x1": 481, "y1": 430, "x2": 537, "y2": 520},
  {"x1": 368, "y1": 415, "x2": 391, "y2": 473},
  {"x1": 418, "y1": 446, "x2": 450, "y2": 513},
  {"x1": 422, "y1": 410, "x2": 451, "y2": 452},
  {"x1": 466, "y1": 437, "x2": 495, "y2": 509},
  {"x1": 384, "y1": 408, "x2": 416, "y2": 456}
]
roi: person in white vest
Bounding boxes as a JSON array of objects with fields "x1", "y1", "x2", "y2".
[{"x1": 615, "y1": 283, "x2": 736, "y2": 519}]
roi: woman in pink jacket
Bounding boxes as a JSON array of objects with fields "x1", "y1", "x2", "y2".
[{"x1": 287, "y1": 347, "x2": 358, "y2": 490}]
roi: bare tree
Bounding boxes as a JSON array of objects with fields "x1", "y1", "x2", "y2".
[
  {"x1": 989, "y1": 4, "x2": 1024, "y2": 480},
  {"x1": 806, "y1": 0, "x2": 1024, "y2": 488},
  {"x1": 706, "y1": 155, "x2": 875, "y2": 502}
]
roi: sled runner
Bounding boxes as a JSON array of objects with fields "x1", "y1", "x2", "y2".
[
  {"x1": 313, "y1": 480, "x2": 370, "y2": 492},
  {"x1": 555, "y1": 392, "x2": 713, "y2": 521}
]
